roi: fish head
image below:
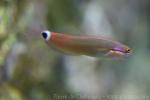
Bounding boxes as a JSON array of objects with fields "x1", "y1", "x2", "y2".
[{"x1": 106, "y1": 43, "x2": 131, "y2": 58}]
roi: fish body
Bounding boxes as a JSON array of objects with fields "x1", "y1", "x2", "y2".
[{"x1": 41, "y1": 30, "x2": 131, "y2": 58}]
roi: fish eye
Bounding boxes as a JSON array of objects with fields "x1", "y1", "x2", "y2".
[
  {"x1": 126, "y1": 48, "x2": 131, "y2": 53},
  {"x1": 41, "y1": 30, "x2": 51, "y2": 41}
]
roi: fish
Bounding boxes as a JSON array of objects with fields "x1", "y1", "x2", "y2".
[{"x1": 41, "y1": 30, "x2": 131, "y2": 58}]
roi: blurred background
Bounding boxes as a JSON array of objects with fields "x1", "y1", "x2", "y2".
[{"x1": 0, "y1": 0, "x2": 150, "y2": 100}]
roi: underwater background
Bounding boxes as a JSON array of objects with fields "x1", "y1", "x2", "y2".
[{"x1": 0, "y1": 0, "x2": 150, "y2": 100}]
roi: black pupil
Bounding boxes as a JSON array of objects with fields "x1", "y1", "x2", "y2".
[
  {"x1": 127, "y1": 49, "x2": 130, "y2": 52},
  {"x1": 42, "y1": 32, "x2": 47, "y2": 39}
]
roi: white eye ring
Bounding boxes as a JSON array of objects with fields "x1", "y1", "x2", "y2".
[{"x1": 41, "y1": 30, "x2": 51, "y2": 41}]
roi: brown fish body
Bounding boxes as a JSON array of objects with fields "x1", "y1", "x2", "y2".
[{"x1": 41, "y1": 30, "x2": 131, "y2": 58}]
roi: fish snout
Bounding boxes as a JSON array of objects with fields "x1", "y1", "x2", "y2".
[{"x1": 125, "y1": 48, "x2": 131, "y2": 54}]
